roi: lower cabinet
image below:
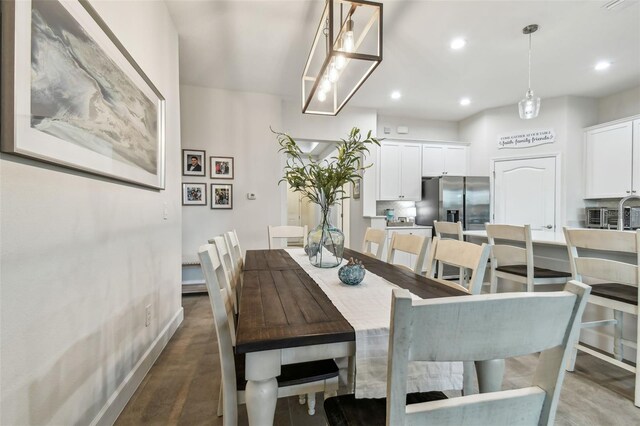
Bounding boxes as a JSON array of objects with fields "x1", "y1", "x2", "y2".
[{"x1": 381, "y1": 227, "x2": 431, "y2": 272}]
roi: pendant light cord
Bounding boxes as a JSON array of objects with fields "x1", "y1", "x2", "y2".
[{"x1": 528, "y1": 33, "x2": 532, "y2": 91}]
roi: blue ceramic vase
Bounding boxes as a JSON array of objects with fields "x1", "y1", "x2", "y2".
[{"x1": 338, "y1": 259, "x2": 366, "y2": 286}]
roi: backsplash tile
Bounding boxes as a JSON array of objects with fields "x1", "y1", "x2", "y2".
[{"x1": 376, "y1": 201, "x2": 417, "y2": 220}]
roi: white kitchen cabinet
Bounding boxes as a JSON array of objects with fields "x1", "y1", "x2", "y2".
[
  {"x1": 584, "y1": 119, "x2": 639, "y2": 198},
  {"x1": 378, "y1": 142, "x2": 422, "y2": 200},
  {"x1": 422, "y1": 144, "x2": 468, "y2": 177},
  {"x1": 382, "y1": 227, "x2": 431, "y2": 272}
]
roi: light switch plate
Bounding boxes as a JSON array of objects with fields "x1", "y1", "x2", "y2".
[{"x1": 247, "y1": 193, "x2": 256, "y2": 200}]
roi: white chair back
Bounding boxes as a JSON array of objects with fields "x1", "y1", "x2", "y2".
[
  {"x1": 362, "y1": 227, "x2": 386, "y2": 259},
  {"x1": 198, "y1": 244, "x2": 239, "y2": 425},
  {"x1": 225, "y1": 229, "x2": 244, "y2": 272},
  {"x1": 564, "y1": 227, "x2": 640, "y2": 285},
  {"x1": 209, "y1": 236, "x2": 238, "y2": 314},
  {"x1": 268, "y1": 225, "x2": 308, "y2": 249},
  {"x1": 425, "y1": 237, "x2": 491, "y2": 294},
  {"x1": 433, "y1": 220, "x2": 465, "y2": 280},
  {"x1": 386, "y1": 281, "x2": 590, "y2": 426},
  {"x1": 386, "y1": 232, "x2": 430, "y2": 274}
]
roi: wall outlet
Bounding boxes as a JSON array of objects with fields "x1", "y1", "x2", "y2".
[
  {"x1": 145, "y1": 304, "x2": 152, "y2": 327},
  {"x1": 247, "y1": 193, "x2": 256, "y2": 200}
]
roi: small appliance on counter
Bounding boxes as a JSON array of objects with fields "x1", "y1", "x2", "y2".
[
  {"x1": 585, "y1": 207, "x2": 640, "y2": 230},
  {"x1": 384, "y1": 208, "x2": 395, "y2": 222}
]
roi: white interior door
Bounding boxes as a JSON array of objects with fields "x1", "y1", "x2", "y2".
[
  {"x1": 493, "y1": 156, "x2": 557, "y2": 230},
  {"x1": 286, "y1": 187, "x2": 301, "y2": 226}
]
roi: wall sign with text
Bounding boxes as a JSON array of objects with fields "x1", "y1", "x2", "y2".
[{"x1": 497, "y1": 129, "x2": 556, "y2": 149}]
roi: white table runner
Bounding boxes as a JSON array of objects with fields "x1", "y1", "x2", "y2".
[{"x1": 285, "y1": 248, "x2": 462, "y2": 398}]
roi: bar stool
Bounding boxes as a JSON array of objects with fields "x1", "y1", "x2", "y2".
[{"x1": 486, "y1": 224, "x2": 571, "y2": 293}]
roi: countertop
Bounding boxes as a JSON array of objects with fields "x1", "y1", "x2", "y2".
[
  {"x1": 386, "y1": 224, "x2": 432, "y2": 230},
  {"x1": 464, "y1": 230, "x2": 567, "y2": 246}
]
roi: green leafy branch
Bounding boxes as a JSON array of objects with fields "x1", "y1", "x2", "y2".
[{"x1": 273, "y1": 127, "x2": 380, "y2": 210}]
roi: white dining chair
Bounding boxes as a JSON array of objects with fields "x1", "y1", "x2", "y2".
[
  {"x1": 210, "y1": 236, "x2": 240, "y2": 314},
  {"x1": 323, "y1": 281, "x2": 590, "y2": 426},
  {"x1": 268, "y1": 225, "x2": 308, "y2": 249},
  {"x1": 425, "y1": 237, "x2": 491, "y2": 295},
  {"x1": 486, "y1": 224, "x2": 571, "y2": 293},
  {"x1": 362, "y1": 227, "x2": 386, "y2": 260},
  {"x1": 424, "y1": 236, "x2": 492, "y2": 395},
  {"x1": 564, "y1": 227, "x2": 640, "y2": 407},
  {"x1": 224, "y1": 229, "x2": 244, "y2": 273},
  {"x1": 433, "y1": 220, "x2": 465, "y2": 280},
  {"x1": 198, "y1": 245, "x2": 339, "y2": 424},
  {"x1": 386, "y1": 232, "x2": 430, "y2": 274}
]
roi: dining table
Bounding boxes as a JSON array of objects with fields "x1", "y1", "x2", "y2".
[{"x1": 235, "y1": 247, "x2": 505, "y2": 426}]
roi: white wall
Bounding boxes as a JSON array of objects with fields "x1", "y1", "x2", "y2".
[
  {"x1": 181, "y1": 86, "x2": 284, "y2": 261},
  {"x1": 377, "y1": 115, "x2": 459, "y2": 141},
  {"x1": 597, "y1": 84, "x2": 640, "y2": 123},
  {"x1": 459, "y1": 96, "x2": 598, "y2": 226},
  {"x1": 0, "y1": 1, "x2": 182, "y2": 425}
]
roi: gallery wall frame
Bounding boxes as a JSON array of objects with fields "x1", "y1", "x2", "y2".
[
  {"x1": 182, "y1": 183, "x2": 207, "y2": 206},
  {"x1": 210, "y1": 156, "x2": 234, "y2": 180},
  {"x1": 211, "y1": 183, "x2": 233, "y2": 209},
  {"x1": 183, "y1": 149, "x2": 206, "y2": 176},
  {"x1": 1, "y1": 0, "x2": 166, "y2": 189}
]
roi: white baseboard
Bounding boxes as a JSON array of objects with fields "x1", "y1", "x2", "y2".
[{"x1": 90, "y1": 307, "x2": 184, "y2": 426}]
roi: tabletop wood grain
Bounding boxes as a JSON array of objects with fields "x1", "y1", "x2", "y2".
[{"x1": 235, "y1": 248, "x2": 467, "y2": 354}]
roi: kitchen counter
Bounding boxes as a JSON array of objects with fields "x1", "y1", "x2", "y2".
[
  {"x1": 386, "y1": 224, "x2": 432, "y2": 230},
  {"x1": 464, "y1": 230, "x2": 567, "y2": 246}
]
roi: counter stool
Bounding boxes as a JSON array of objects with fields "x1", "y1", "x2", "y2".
[
  {"x1": 564, "y1": 227, "x2": 639, "y2": 407},
  {"x1": 486, "y1": 224, "x2": 571, "y2": 293}
]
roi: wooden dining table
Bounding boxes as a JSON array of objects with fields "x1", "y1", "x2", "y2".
[{"x1": 235, "y1": 247, "x2": 505, "y2": 426}]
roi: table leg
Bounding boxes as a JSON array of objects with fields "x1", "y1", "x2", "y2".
[
  {"x1": 245, "y1": 378, "x2": 278, "y2": 425},
  {"x1": 475, "y1": 359, "x2": 505, "y2": 393},
  {"x1": 245, "y1": 350, "x2": 281, "y2": 426}
]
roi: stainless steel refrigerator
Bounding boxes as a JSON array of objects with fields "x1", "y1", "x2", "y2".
[{"x1": 415, "y1": 176, "x2": 490, "y2": 232}]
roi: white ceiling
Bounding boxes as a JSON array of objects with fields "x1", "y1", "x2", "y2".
[{"x1": 166, "y1": 0, "x2": 640, "y2": 121}]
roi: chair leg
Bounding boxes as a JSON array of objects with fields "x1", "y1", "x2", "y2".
[
  {"x1": 490, "y1": 270, "x2": 497, "y2": 293},
  {"x1": 613, "y1": 310, "x2": 623, "y2": 361},
  {"x1": 307, "y1": 392, "x2": 316, "y2": 415},
  {"x1": 565, "y1": 337, "x2": 579, "y2": 372},
  {"x1": 298, "y1": 394, "x2": 306, "y2": 405},
  {"x1": 217, "y1": 384, "x2": 223, "y2": 417},
  {"x1": 462, "y1": 361, "x2": 476, "y2": 395},
  {"x1": 635, "y1": 316, "x2": 640, "y2": 408}
]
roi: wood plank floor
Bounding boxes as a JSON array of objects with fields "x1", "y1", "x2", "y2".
[{"x1": 116, "y1": 294, "x2": 639, "y2": 425}]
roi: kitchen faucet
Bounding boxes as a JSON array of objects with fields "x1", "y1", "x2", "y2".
[{"x1": 617, "y1": 194, "x2": 640, "y2": 230}]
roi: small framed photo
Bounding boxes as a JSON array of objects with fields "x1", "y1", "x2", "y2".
[
  {"x1": 211, "y1": 184, "x2": 233, "y2": 209},
  {"x1": 183, "y1": 149, "x2": 206, "y2": 176},
  {"x1": 210, "y1": 156, "x2": 234, "y2": 179},
  {"x1": 353, "y1": 179, "x2": 361, "y2": 199},
  {"x1": 182, "y1": 183, "x2": 207, "y2": 206}
]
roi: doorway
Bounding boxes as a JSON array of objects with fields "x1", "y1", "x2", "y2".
[{"x1": 492, "y1": 154, "x2": 560, "y2": 230}]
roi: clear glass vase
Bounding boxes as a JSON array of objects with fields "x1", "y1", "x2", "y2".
[{"x1": 307, "y1": 206, "x2": 344, "y2": 268}]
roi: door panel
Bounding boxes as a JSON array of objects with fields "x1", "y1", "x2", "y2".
[
  {"x1": 493, "y1": 157, "x2": 556, "y2": 230},
  {"x1": 422, "y1": 145, "x2": 445, "y2": 176},
  {"x1": 379, "y1": 143, "x2": 401, "y2": 199},
  {"x1": 444, "y1": 146, "x2": 467, "y2": 175},
  {"x1": 401, "y1": 144, "x2": 422, "y2": 200},
  {"x1": 585, "y1": 121, "x2": 633, "y2": 198}
]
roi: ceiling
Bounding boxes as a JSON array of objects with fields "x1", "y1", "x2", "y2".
[{"x1": 165, "y1": 0, "x2": 640, "y2": 121}]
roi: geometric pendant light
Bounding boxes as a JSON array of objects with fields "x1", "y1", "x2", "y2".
[
  {"x1": 518, "y1": 24, "x2": 541, "y2": 119},
  {"x1": 302, "y1": 0, "x2": 383, "y2": 115}
]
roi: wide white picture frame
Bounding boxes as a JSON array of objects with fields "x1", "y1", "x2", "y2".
[{"x1": 1, "y1": 0, "x2": 166, "y2": 189}]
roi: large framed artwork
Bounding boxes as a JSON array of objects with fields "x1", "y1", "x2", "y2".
[{"x1": 0, "y1": 0, "x2": 166, "y2": 189}]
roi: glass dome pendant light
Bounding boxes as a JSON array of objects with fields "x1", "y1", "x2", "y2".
[{"x1": 518, "y1": 24, "x2": 541, "y2": 119}]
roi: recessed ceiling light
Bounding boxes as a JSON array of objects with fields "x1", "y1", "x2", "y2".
[
  {"x1": 460, "y1": 97, "x2": 471, "y2": 106},
  {"x1": 595, "y1": 61, "x2": 611, "y2": 71},
  {"x1": 450, "y1": 38, "x2": 466, "y2": 50},
  {"x1": 391, "y1": 91, "x2": 401, "y2": 100}
]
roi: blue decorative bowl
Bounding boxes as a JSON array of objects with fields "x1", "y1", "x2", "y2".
[{"x1": 338, "y1": 264, "x2": 366, "y2": 286}]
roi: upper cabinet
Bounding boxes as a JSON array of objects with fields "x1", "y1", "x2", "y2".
[
  {"x1": 584, "y1": 118, "x2": 639, "y2": 199},
  {"x1": 379, "y1": 142, "x2": 422, "y2": 200},
  {"x1": 422, "y1": 144, "x2": 468, "y2": 177}
]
